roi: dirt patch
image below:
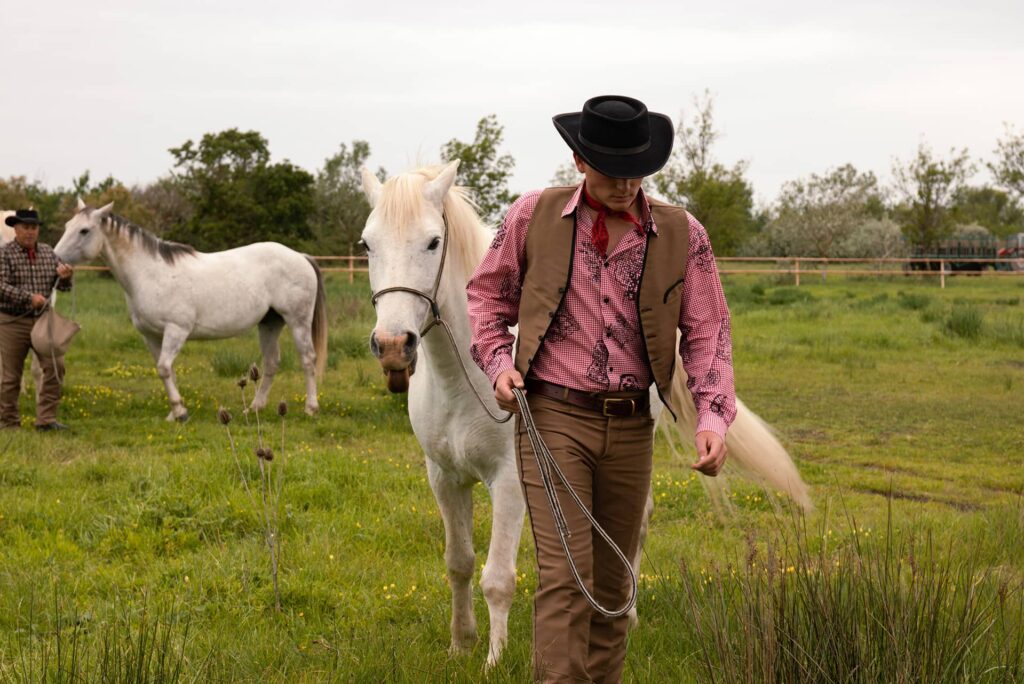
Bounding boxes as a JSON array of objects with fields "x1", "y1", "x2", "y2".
[
  {"x1": 856, "y1": 485, "x2": 981, "y2": 512},
  {"x1": 854, "y1": 461, "x2": 955, "y2": 483}
]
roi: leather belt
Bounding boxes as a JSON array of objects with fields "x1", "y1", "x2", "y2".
[{"x1": 524, "y1": 378, "x2": 649, "y2": 417}]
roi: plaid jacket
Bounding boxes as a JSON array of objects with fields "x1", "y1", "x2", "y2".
[{"x1": 0, "y1": 241, "x2": 72, "y2": 316}]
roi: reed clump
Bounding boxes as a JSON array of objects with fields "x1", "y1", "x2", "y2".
[{"x1": 675, "y1": 498, "x2": 1024, "y2": 683}]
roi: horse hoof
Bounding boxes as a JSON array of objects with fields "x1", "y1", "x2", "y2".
[
  {"x1": 175, "y1": 412, "x2": 190, "y2": 424},
  {"x1": 304, "y1": 404, "x2": 319, "y2": 416}
]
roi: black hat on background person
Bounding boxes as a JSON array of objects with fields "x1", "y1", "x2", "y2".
[
  {"x1": 552, "y1": 95, "x2": 674, "y2": 179},
  {"x1": 5, "y1": 209, "x2": 42, "y2": 227}
]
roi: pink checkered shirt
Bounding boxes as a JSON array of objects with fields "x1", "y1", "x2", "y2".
[{"x1": 466, "y1": 185, "x2": 736, "y2": 438}]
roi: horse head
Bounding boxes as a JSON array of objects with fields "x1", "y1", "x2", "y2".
[
  {"x1": 54, "y1": 197, "x2": 113, "y2": 264},
  {"x1": 360, "y1": 161, "x2": 460, "y2": 393}
]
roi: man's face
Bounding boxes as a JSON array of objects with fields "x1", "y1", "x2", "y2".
[
  {"x1": 13, "y1": 223, "x2": 40, "y2": 250},
  {"x1": 574, "y1": 154, "x2": 644, "y2": 213}
]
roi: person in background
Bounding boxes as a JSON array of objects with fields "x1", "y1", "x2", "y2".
[{"x1": 0, "y1": 209, "x2": 74, "y2": 430}]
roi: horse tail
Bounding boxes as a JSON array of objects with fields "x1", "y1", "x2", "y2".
[
  {"x1": 306, "y1": 256, "x2": 328, "y2": 380},
  {"x1": 659, "y1": 346, "x2": 812, "y2": 512}
]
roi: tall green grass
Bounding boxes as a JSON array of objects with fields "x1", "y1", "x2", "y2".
[
  {"x1": 1, "y1": 272, "x2": 1022, "y2": 681},
  {"x1": 678, "y1": 499, "x2": 1024, "y2": 683}
]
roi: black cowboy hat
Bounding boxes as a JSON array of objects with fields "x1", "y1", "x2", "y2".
[
  {"x1": 553, "y1": 95, "x2": 674, "y2": 179},
  {"x1": 5, "y1": 209, "x2": 42, "y2": 227}
]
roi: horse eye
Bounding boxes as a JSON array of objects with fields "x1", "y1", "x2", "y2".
[
  {"x1": 428, "y1": 237, "x2": 441, "y2": 251},
  {"x1": 357, "y1": 239, "x2": 370, "y2": 253},
  {"x1": 80, "y1": 228, "x2": 90, "y2": 235}
]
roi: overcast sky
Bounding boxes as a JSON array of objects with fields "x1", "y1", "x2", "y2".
[{"x1": 2, "y1": 0, "x2": 1022, "y2": 207}]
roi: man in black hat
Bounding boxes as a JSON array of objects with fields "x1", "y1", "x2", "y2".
[
  {"x1": 0, "y1": 209, "x2": 74, "y2": 430},
  {"x1": 467, "y1": 95, "x2": 736, "y2": 682}
]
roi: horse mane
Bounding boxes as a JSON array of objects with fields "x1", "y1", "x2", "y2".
[
  {"x1": 376, "y1": 166, "x2": 490, "y2": 284},
  {"x1": 98, "y1": 212, "x2": 197, "y2": 265}
]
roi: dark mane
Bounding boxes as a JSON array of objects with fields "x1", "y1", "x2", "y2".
[{"x1": 101, "y1": 213, "x2": 197, "y2": 265}]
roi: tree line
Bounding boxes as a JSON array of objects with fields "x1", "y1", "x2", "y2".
[{"x1": 2, "y1": 95, "x2": 1022, "y2": 258}]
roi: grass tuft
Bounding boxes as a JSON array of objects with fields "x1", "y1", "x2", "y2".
[{"x1": 944, "y1": 304, "x2": 984, "y2": 339}]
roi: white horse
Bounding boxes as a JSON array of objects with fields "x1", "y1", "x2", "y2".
[
  {"x1": 54, "y1": 199, "x2": 327, "y2": 420},
  {"x1": 360, "y1": 163, "x2": 811, "y2": 666}
]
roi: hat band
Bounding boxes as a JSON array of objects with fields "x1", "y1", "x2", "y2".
[{"x1": 578, "y1": 132, "x2": 651, "y2": 156}]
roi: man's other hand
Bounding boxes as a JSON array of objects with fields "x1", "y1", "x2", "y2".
[
  {"x1": 30, "y1": 294, "x2": 47, "y2": 310},
  {"x1": 494, "y1": 369, "x2": 525, "y2": 413},
  {"x1": 692, "y1": 431, "x2": 727, "y2": 476},
  {"x1": 56, "y1": 264, "x2": 74, "y2": 279}
]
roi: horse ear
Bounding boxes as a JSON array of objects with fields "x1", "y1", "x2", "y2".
[
  {"x1": 423, "y1": 160, "x2": 460, "y2": 211},
  {"x1": 95, "y1": 202, "x2": 114, "y2": 218},
  {"x1": 76, "y1": 196, "x2": 86, "y2": 212},
  {"x1": 361, "y1": 167, "x2": 383, "y2": 208}
]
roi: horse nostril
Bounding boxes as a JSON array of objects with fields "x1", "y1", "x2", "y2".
[
  {"x1": 369, "y1": 331, "x2": 381, "y2": 358},
  {"x1": 403, "y1": 331, "x2": 418, "y2": 355}
]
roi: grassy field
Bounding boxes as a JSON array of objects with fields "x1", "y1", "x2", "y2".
[{"x1": 0, "y1": 271, "x2": 1022, "y2": 682}]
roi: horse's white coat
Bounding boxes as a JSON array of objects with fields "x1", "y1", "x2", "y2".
[
  {"x1": 361, "y1": 163, "x2": 526, "y2": 665},
  {"x1": 54, "y1": 200, "x2": 327, "y2": 420}
]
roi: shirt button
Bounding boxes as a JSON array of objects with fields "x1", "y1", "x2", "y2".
[{"x1": 608, "y1": 367, "x2": 614, "y2": 372}]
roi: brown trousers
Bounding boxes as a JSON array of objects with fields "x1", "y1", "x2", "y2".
[
  {"x1": 0, "y1": 313, "x2": 64, "y2": 427},
  {"x1": 516, "y1": 393, "x2": 654, "y2": 684}
]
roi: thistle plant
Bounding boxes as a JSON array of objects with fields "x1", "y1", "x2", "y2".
[{"x1": 218, "y1": 363, "x2": 285, "y2": 612}]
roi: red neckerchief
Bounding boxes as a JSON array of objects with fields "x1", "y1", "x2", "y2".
[
  {"x1": 581, "y1": 184, "x2": 644, "y2": 257},
  {"x1": 24, "y1": 245, "x2": 36, "y2": 262}
]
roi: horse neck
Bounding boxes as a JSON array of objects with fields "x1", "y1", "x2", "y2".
[{"x1": 100, "y1": 227, "x2": 167, "y2": 291}]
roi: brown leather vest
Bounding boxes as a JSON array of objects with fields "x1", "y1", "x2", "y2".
[{"x1": 513, "y1": 187, "x2": 690, "y2": 420}]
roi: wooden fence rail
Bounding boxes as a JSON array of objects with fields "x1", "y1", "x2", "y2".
[{"x1": 74, "y1": 255, "x2": 1024, "y2": 289}]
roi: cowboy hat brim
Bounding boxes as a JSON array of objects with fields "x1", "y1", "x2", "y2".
[
  {"x1": 5, "y1": 215, "x2": 41, "y2": 227},
  {"x1": 553, "y1": 111, "x2": 674, "y2": 179}
]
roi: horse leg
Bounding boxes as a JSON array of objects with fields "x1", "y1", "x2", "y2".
[
  {"x1": 143, "y1": 329, "x2": 189, "y2": 422},
  {"x1": 627, "y1": 486, "x2": 654, "y2": 629},
  {"x1": 250, "y1": 317, "x2": 284, "y2": 412},
  {"x1": 286, "y1": 319, "x2": 319, "y2": 416},
  {"x1": 481, "y1": 465, "x2": 526, "y2": 667},
  {"x1": 427, "y1": 459, "x2": 478, "y2": 653}
]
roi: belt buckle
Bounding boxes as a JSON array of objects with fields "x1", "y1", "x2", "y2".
[{"x1": 602, "y1": 398, "x2": 635, "y2": 417}]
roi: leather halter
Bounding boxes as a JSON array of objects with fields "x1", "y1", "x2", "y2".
[{"x1": 369, "y1": 212, "x2": 450, "y2": 338}]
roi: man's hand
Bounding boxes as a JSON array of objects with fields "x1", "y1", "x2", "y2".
[
  {"x1": 494, "y1": 369, "x2": 525, "y2": 413},
  {"x1": 56, "y1": 263, "x2": 74, "y2": 280},
  {"x1": 691, "y1": 431, "x2": 727, "y2": 476},
  {"x1": 30, "y1": 294, "x2": 48, "y2": 310}
]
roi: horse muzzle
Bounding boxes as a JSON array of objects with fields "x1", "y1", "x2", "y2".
[{"x1": 370, "y1": 330, "x2": 419, "y2": 393}]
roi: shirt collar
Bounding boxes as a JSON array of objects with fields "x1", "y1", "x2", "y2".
[{"x1": 561, "y1": 183, "x2": 658, "y2": 235}]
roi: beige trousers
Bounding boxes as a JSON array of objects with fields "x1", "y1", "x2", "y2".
[
  {"x1": 0, "y1": 312, "x2": 64, "y2": 427},
  {"x1": 516, "y1": 393, "x2": 654, "y2": 684}
]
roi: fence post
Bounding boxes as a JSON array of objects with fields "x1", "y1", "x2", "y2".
[
  {"x1": 940, "y1": 260, "x2": 946, "y2": 289},
  {"x1": 349, "y1": 245, "x2": 354, "y2": 284},
  {"x1": 794, "y1": 258, "x2": 800, "y2": 287}
]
